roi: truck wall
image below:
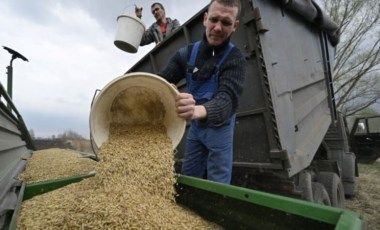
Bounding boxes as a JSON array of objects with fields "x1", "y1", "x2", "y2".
[
  {"x1": 254, "y1": 0, "x2": 336, "y2": 176},
  {"x1": 127, "y1": 0, "x2": 337, "y2": 179},
  {"x1": 0, "y1": 82, "x2": 33, "y2": 228}
]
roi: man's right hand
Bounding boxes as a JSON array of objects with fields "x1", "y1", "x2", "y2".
[
  {"x1": 175, "y1": 93, "x2": 207, "y2": 120},
  {"x1": 135, "y1": 6, "x2": 143, "y2": 19}
]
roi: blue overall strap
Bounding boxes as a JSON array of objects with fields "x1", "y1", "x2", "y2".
[
  {"x1": 185, "y1": 41, "x2": 235, "y2": 102},
  {"x1": 188, "y1": 41, "x2": 201, "y2": 67}
]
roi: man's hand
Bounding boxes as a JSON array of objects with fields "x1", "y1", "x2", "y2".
[
  {"x1": 135, "y1": 6, "x2": 143, "y2": 19},
  {"x1": 175, "y1": 93, "x2": 207, "y2": 120}
]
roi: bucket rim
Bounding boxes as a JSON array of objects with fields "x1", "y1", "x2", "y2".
[
  {"x1": 116, "y1": 14, "x2": 145, "y2": 26},
  {"x1": 99, "y1": 72, "x2": 178, "y2": 95},
  {"x1": 89, "y1": 72, "x2": 186, "y2": 154}
]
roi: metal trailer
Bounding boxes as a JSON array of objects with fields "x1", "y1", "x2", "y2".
[
  {"x1": 0, "y1": 82, "x2": 34, "y2": 228},
  {"x1": 126, "y1": 0, "x2": 356, "y2": 206}
]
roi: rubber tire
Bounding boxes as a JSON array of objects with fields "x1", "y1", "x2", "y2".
[
  {"x1": 317, "y1": 172, "x2": 345, "y2": 208},
  {"x1": 312, "y1": 182, "x2": 331, "y2": 206},
  {"x1": 342, "y1": 152, "x2": 356, "y2": 197},
  {"x1": 342, "y1": 152, "x2": 356, "y2": 182},
  {"x1": 343, "y1": 182, "x2": 355, "y2": 198}
]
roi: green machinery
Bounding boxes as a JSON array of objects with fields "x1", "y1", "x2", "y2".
[{"x1": 5, "y1": 174, "x2": 365, "y2": 230}]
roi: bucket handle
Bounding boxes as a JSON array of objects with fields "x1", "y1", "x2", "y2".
[
  {"x1": 91, "y1": 89, "x2": 101, "y2": 108},
  {"x1": 89, "y1": 88, "x2": 101, "y2": 160},
  {"x1": 120, "y1": 4, "x2": 141, "y2": 17}
]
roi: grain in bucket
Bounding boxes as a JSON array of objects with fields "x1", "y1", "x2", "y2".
[{"x1": 89, "y1": 72, "x2": 186, "y2": 154}]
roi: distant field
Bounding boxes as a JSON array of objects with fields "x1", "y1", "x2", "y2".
[
  {"x1": 70, "y1": 140, "x2": 93, "y2": 153},
  {"x1": 34, "y1": 139, "x2": 93, "y2": 153},
  {"x1": 345, "y1": 160, "x2": 380, "y2": 230}
]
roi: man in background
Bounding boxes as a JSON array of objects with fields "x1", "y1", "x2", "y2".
[{"x1": 135, "y1": 3, "x2": 180, "y2": 46}]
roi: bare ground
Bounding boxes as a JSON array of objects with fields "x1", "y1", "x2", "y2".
[{"x1": 345, "y1": 159, "x2": 380, "y2": 230}]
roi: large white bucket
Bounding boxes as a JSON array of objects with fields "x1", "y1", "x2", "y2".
[
  {"x1": 114, "y1": 15, "x2": 145, "y2": 53},
  {"x1": 90, "y1": 72, "x2": 186, "y2": 154}
]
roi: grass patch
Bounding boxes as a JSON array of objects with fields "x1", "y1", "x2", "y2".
[{"x1": 345, "y1": 160, "x2": 380, "y2": 230}]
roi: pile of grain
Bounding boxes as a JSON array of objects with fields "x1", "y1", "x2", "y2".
[
  {"x1": 17, "y1": 124, "x2": 220, "y2": 229},
  {"x1": 18, "y1": 148, "x2": 96, "y2": 183}
]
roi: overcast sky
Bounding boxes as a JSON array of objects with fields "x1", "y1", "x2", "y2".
[{"x1": 0, "y1": 1, "x2": 208, "y2": 138}]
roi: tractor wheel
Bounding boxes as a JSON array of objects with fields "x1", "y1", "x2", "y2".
[
  {"x1": 342, "y1": 152, "x2": 356, "y2": 197},
  {"x1": 312, "y1": 182, "x2": 331, "y2": 206},
  {"x1": 317, "y1": 172, "x2": 345, "y2": 208}
]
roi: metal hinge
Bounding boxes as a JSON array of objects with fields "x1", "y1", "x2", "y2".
[
  {"x1": 253, "y1": 7, "x2": 269, "y2": 33},
  {"x1": 270, "y1": 149, "x2": 290, "y2": 169}
]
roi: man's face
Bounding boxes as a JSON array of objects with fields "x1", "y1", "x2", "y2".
[
  {"x1": 203, "y1": 1, "x2": 239, "y2": 46},
  {"x1": 151, "y1": 4, "x2": 165, "y2": 21}
]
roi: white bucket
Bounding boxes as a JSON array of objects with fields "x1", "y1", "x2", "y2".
[
  {"x1": 90, "y1": 72, "x2": 186, "y2": 154},
  {"x1": 114, "y1": 15, "x2": 145, "y2": 53}
]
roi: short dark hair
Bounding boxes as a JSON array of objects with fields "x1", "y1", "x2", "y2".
[
  {"x1": 209, "y1": 0, "x2": 241, "y2": 17},
  {"x1": 151, "y1": 2, "x2": 165, "y2": 11}
]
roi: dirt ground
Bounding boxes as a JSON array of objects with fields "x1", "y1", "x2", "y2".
[{"x1": 345, "y1": 160, "x2": 380, "y2": 230}]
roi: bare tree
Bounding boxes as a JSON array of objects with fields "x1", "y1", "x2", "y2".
[
  {"x1": 318, "y1": 0, "x2": 380, "y2": 116},
  {"x1": 58, "y1": 129, "x2": 84, "y2": 140}
]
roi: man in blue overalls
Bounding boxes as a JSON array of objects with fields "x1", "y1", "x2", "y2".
[{"x1": 158, "y1": 0, "x2": 246, "y2": 184}]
